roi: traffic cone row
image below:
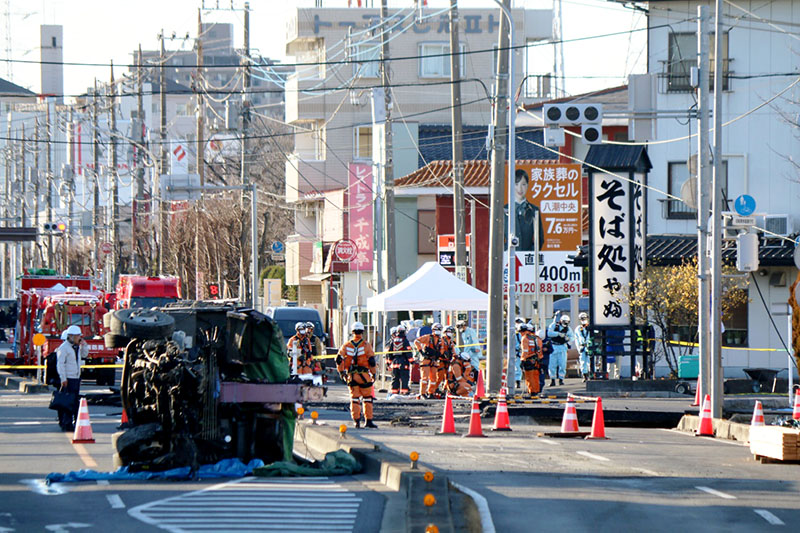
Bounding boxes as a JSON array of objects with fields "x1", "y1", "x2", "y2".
[
  {"x1": 72, "y1": 398, "x2": 95, "y2": 444},
  {"x1": 750, "y1": 400, "x2": 764, "y2": 427},
  {"x1": 696, "y1": 394, "x2": 714, "y2": 437},
  {"x1": 793, "y1": 390, "x2": 800, "y2": 421}
]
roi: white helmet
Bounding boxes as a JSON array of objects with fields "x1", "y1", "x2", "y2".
[
  {"x1": 526, "y1": 322, "x2": 536, "y2": 332},
  {"x1": 351, "y1": 321, "x2": 365, "y2": 333},
  {"x1": 396, "y1": 324, "x2": 406, "y2": 335},
  {"x1": 64, "y1": 325, "x2": 82, "y2": 338},
  {"x1": 414, "y1": 319, "x2": 423, "y2": 327},
  {"x1": 560, "y1": 315, "x2": 571, "y2": 325},
  {"x1": 432, "y1": 323, "x2": 443, "y2": 336},
  {"x1": 579, "y1": 312, "x2": 589, "y2": 322}
]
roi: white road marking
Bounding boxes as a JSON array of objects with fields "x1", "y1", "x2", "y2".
[
  {"x1": 657, "y1": 428, "x2": 745, "y2": 446},
  {"x1": 129, "y1": 476, "x2": 361, "y2": 532},
  {"x1": 20, "y1": 479, "x2": 70, "y2": 496},
  {"x1": 753, "y1": 509, "x2": 785, "y2": 525},
  {"x1": 451, "y1": 481, "x2": 495, "y2": 533},
  {"x1": 535, "y1": 438, "x2": 560, "y2": 446},
  {"x1": 695, "y1": 486, "x2": 737, "y2": 500},
  {"x1": 95, "y1": 480, "x2": 109, "y2": 486},
  {"x1": 106, "y1": 494, "x2": 125, "y2": 509},
  {"x1": 12, "y1": 421, "x2": 41, "y2": 425},
  {"x1": 576, "y1": 451, "x2": 610, "y2": 462}
]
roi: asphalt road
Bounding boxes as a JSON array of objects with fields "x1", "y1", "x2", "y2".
[{"x1": 0, "y1": 385, "x2": 384, "y2": 533}]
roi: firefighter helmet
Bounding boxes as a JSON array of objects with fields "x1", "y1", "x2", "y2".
[{"x1": 351, "y1": 321, "x2": 365, "y2": 333}]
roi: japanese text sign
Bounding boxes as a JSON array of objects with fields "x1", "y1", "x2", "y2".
[{"x1": 347, "y1": 163, "x2": 374, "y2": 272}]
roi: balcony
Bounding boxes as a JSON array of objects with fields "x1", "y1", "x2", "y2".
[{"x1": 659, "y1": 198, "x2": 696, "y2": 220}]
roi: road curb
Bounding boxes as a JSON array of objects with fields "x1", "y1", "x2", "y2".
[
  {"x1": 295, "y1": 422, "x2": 462, "y2": 533},
  {"x1": 677, "y1": 414, "x2": 751, "y2": 443}
]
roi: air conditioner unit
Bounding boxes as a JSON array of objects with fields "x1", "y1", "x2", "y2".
[{"x1": 764, "y1": 214, "x2": 792, "y2": 237}]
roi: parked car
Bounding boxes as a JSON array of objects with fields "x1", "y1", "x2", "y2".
[{"x1": 264, "y1": 306, "x2": 328, "y2": 346}]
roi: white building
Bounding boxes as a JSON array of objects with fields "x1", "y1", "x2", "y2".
[{"x1": 635, "y1": 0, "x2": 800, "y2": 377}]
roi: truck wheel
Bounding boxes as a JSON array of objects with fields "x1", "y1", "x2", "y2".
[
  {"x1": 115, "y1": 422, "x2": 162, "y2": 463},
  {"x1": 675, "y1": 382, "x2": 690, "y2": 395},
  {"x1": 109, "y1": 309, "x2": 175, "y2": 340},
  {"x1": 104, "y1": 332, "x2": 131, "y2": 349}
]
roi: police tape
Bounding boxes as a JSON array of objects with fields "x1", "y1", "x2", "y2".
[
  {"x1": 0, "y1": 364, "x2": 123, "y2": 369},
  {"x1": 665, "y1": 340, "x2": 788, "y2": 352}
]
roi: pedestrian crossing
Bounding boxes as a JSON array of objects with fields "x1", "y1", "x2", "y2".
[{"x1": 128, "y1": 476, "x2": 363, "y2": 532}]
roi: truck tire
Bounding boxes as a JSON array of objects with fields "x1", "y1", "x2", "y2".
[
  {"x1": 115, "y1": 423, "x2": 162, "y2": 463},
  {"x1": 108, "y1": 309, "x2": 175, "y2": 340},
  {"x1": 104, "y1": 332, "x2": 130, "y2": 349},
  {"x1": 675, "y1": 382, "x2": 691, "y2": 395},
  {"x1": 103, "y1": 311, "x2": 113, "y2": 329}
]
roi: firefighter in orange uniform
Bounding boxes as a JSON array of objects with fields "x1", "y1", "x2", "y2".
[
  {"x1": 287, "y1": 322, "x2": 313, "y2": 375},
  {"x1": 520, "y1": 322, "x2": 543, "y2": 396},
  {"x1": 336, "y1": 321, "x2": 378, "y2": 429},
  {"x1": 413, "y1": 323, "x2": 443, "y2": 399},
  {"x1": 435, "y1": 325, "x2": 457, "y2": 398}
]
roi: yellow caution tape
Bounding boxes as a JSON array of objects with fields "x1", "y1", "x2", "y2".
[{"x1": 666, "y1": 340, "x2": 787, "y2": 352}]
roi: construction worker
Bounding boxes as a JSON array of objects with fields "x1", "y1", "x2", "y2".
[
  {"x1": 434, "y1": 325, "x2": 457, "y2": 398},
  {"x1": 414, "y1": 322, "x2": 443, "y2": 399},
  {"x1": 574, "y1": 312, "x2": 593, "y2": 382},
  {"x1": 305, "y1": 321, "x2": 325, "y2": 374},
  {"x1": 287, "y1": 322, "x2": 314, "y2": 375},
  {"x1": 520, "y1": 322, "x2": 543, "y2": 397},
  {"x1": 446, "y1": 333, "x2": 473, "y2": 398},
  {"x1": 336, "y1": 321, "x2": 378, "y2": 429},
  {"x1": 547, "y1": 313, "x2": 574, "y2": 386},
  {"x1": 513, "y1": 317, "x2": 525, "y2": 387},
  {"x1": 385, "y1": 325, "x2": 413, "y2": 395}
]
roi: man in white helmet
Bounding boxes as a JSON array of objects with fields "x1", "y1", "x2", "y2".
[
  {"x1": 574, "y1": 312, "x2": 593, "y2": 382},
  {"x1": 55, "y1": 325, "x2": 88, "y2": 431},
  {"x1": 336, "y1": 322, "x2": 378, "y2": 428},
  {"x1": 546, "y1": 312, "x2": 574, "y2": 386}
]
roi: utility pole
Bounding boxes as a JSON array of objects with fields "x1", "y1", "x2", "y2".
[
  {"x1": 449, "y1": 0, "x2": 466, "y2": 282},
  {"x1": 45, "y1": 101, "x2": 54, "y2": 268},
  {"x1": 486, "y1": 0, "x2": 512, "y2": 393},
  {"x1": 696, "y1": 5, "x2": 711, "y2": 412},
  {"x1": 195, "y1": 8, "x2": 205, "y2": 300},
  {"x1": 2, "y1": 116, "x2": 10, "y2": 296},
  {"x1": 239, "y1": 2, "x2": 257, "y2": 306},
  {"x1": 66, "y1": 106, "x2": 75, "y2": 273},
  {"x1": 710, "y1": 0, "x2": 724, "y2": 418},
  {"x1": 158, "y1": 31, "x2": 167, "y2": 275},
  {"x1": 32, "y1": 119, "x2": 39, "y2": 263},
  {"x1": 92, "y1": 80, "x2": 100, "y2": 274},
  {"x1": 18, "y1": 125, "x2": 25, "y2": 270},
  {"x1": 132, "y1": 44, "x2": 145, "y2": 274},
  {"x1": 380, "y1": 0, "x2": 397, "y2": 290},
  {"x1": 20, "y1": 123, "x2": 28, "y2": 269},
  {"x1": 109, "y1": 61, "x2": 119, "y2": 289}
]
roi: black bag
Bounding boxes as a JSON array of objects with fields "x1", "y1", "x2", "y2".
[
  {"x1": 49, "y1": 389, "x2": 77, "y2": 411},
  {"x1": 541, "y1": 338, "x2": 554, "y2": 357}
]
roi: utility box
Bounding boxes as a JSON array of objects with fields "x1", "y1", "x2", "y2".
[{"x1": 736, "y1": 232, "x2": 759, "y2": 272}]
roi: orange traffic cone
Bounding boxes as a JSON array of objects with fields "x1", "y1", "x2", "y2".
[
  {"x1": 439, "y1": 393, "x2": 457, "y2": 434},
  {"x1": 692, "y1": 384, "x2": 700, "y2": 406},
  {"x1": 72, "y1": 398, "x2": 95, "y2": 444},
  {"x1": 463, "y1": 396, "x2": 486, "y2": 438},
  {"x1": 474, "y1": 368, "x2": 486, "y2": 399},
  {"x1": 560, "y1": 395, "x2": 580, "y2": 433},
  {"x1": 750, "y1": 400, "x2": 765, "y2": 427},
  {"x1": 492, "y1": 388, "x2": 512, "y2": 431},
  {"x1": 696, "y1": 394, "x2": 714, "y2": 436},
  {"x1": 793, "y1": 390, "x2": 800, "y2": 421},
  {"x1": 586, "y1": 397, "x2": 608, "y2": 439}
]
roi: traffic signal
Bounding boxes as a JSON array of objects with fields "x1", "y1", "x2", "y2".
[
  {"x1": 582, "y1": 124, "x2": 603, "y2": 145},
  {"x1": 42, "y1": 222, "x2": 66, "y2": 233},
  {"x1": 543, "y1": 103, "x2": 602, "y2": 125},
  {"x1": 207, "y1": 283, "x2": 220, "y2": 299}
]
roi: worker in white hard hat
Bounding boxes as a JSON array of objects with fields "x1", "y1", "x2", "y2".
[
  {"x1": 55, "y1": 325, "x2": 88, "y2": 431},
  {"x1": 546, "y1": 312, "x2": 574, "y2": 387},
  {"x1": 336, "y1": 321, "x2": 378, "y2": 428},
  {"x1": 574, "y1": 312, "x2": 593, "y2": 382}
]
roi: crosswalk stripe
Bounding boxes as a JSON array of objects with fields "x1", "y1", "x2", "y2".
[{"x1": 129, "y1": 476, "x2": 361, "y2": 533}]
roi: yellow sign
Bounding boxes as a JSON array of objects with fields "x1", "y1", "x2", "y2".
[{"x1": 32, "y1": 333, "x2": 46, "y2": 347}]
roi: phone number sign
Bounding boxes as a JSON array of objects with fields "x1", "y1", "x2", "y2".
[{"x1": 503, "y1": 251, "x2": 583, "y2": 295}]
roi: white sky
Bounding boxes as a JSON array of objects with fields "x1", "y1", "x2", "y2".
[{"x1": 4, "y1": 0, "x2": 647, "y2": 99}]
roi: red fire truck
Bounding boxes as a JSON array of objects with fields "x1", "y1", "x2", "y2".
[
  {"x1": 114, "y1": 275, "x2": 182, "y2": 310},
  {"x1": 10, "y1": 272, "x2": 117, "y2": 386}
]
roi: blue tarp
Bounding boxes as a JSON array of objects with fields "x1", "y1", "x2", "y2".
[{"x1": 46, "y1": 458, "x2": 265, "y2": 484}]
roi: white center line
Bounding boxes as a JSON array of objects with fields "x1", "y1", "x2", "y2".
[
  {"x1": 107, "y1": 494, "x2": 125, "y2": 509},
  {"x1": 12, "y1": 421, "x2": 41, "y2": 425},
  {"x1": 753, "y1": 510, "x2": 784, "y2": 526},
  {"x1": 577, "y1": 451, "x2": 610, "y2": 462},
  {"x1": 695, "y1": 486, "x2": 737, "y2": 500},
  {"x1": 96, "y1": 480, "x2": 110, "y2": 486}
]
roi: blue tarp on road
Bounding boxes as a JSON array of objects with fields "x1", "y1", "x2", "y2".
[{"x1": 45, "y1": 458, "x2": 265, "y2": 484}]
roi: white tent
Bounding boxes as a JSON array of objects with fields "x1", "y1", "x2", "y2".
[{"x1": 366, "y1": 262, "x2": 488, "y2": 312}]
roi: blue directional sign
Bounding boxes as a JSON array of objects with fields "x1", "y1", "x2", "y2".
[
  {"x1": 271, "y1": 241, "x2": 284, "y2": 254},
  {"x1": 734, "y1": 194, "x2": 756, "y2": 216}
]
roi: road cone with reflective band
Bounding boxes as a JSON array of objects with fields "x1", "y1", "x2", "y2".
[
  {"x1": 492, "y1": 387, "x2": 512, "y2": 431},
  {"x1": 793, "y1": 390, "x2": 800, "y2": 421},
  {"x1": 696, "y1": 394, "x2": 714, "y2": 436},
  {"x1": 120, "y1": 408, "x2": 129, "y2": 425},
  {"x1": 72, "y1": 398, "x2": 95, "y2": 444},
  {"x1": 586, "y1": 397, "x2": 607, "y2": 439},
  {"x1": 560, "y1": 395, "x2": 580, "y2": 433},
  {"x1": 750, "y1": 400, "x2": 765, "y2": 427},
  {"x1": 439, "y1": 393, "x2": 457, "y2": 434},
  {"x1": 463, "y1": 396, "x2": 486, "y2": 438},
  {"x1": 692, "y1": 385, "x2": 700, "y2": 407},
  {"x1": 474, "y1": 368, "x2": 486, "y2": 399}
]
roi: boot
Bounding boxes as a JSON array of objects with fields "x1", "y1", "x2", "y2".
[
  {"x1": 550, "y1": 379, "x2": 556, "y2": 387},
  {"x1": 365, "y1": 419, "x2": 378, "y2": 429},
  {"x1": 353, "y1": 420, "x2": 361, "y2": 429},
  {"x1": 582, "y1": 374, "x2": 588, "y2": 383},
  {"x1": 559, "y1": 379, "x2": 564, "y2": 386}
]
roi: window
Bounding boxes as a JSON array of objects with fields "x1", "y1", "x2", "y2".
[
  {"x1": 667, "y1": 32, "x2": 729, "y2": 92},
  {"x1": 666, "y1": 161, "x2": 727, "y2": 219},
  {"x1": 418, "y1": 42, "x2": 465, "y2": 78},
  {"x1": 295, "y1": 120, "x2": 326, "y2": 160},
  {"x1": 722, "y1": 289, "x2": 748, "y2": 347},
  {"x1": 354, "y1": 126, "x2": 373, "y2": 161},
  {"x1": 52, "y1": 36, "x2": 57, "y2": 47},
  {"x1": 417, "y1": 210, "x2": 436, "y2": 254},
  {"x1": 353, "y1": 43, "x2": 380, "y2": 78}
]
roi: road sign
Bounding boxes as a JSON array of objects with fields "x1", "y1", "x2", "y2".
[
  {"x1": 504, "y1": 251, "x2": 583, "y2": 295},
  {"x1": 32, "y1": 333, "x2": 46, "y2": 347},
  {"x1": 100, "y1": 242, "x2": 113, "y2": 255},
  {"x1": 271, "y1": 241, "x2": 284, "y2": 254},
  {"x1": 729, "y1": 215, "x2": 755, "y2": 227},
  {"x1": 0, "y1": 227, "x2": 37, "y2": 242},
  {"x1": 734, "y1": 194, "x2": 756, "y2": 216},
  {"x1": 333, "y1": 239, "x2": 358, "y2": 263}
]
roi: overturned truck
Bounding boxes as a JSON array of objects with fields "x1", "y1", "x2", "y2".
[{"x1": 107, "y1": 301, "x2": 322, "y2": 471}]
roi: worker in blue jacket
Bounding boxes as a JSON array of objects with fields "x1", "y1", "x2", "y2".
[{"x1": 547, "y1": 312, "x2": 574, "y2": 386}]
